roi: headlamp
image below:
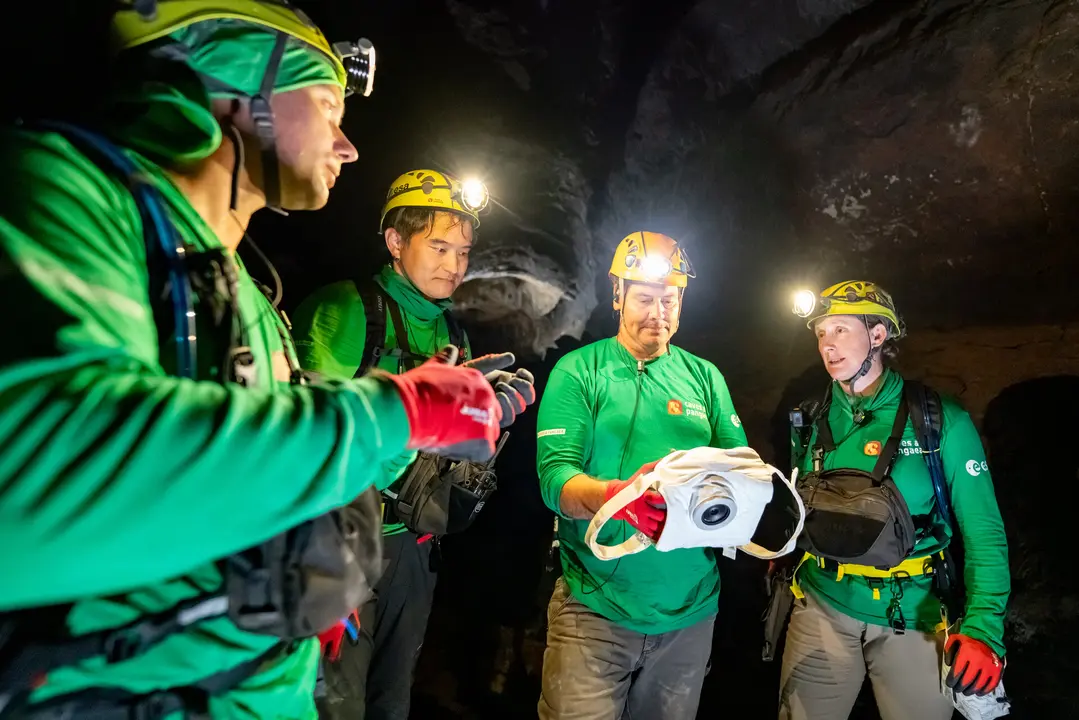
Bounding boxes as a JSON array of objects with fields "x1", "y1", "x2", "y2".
[
  {"x1": 638, "y1": 255, "x2": 674, "y2": 280},
  {"x1": 457, "y1": 177, "x2": 490, "y2": 213},
  {"x1": 792, "y1": 289, "x2": 817, "y2": 318},
  {"x1": 334, "y1": 38, "x2": 376, "y2": 97}
]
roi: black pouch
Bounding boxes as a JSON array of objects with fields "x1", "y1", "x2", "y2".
[
  {"x1": 226, "y1": 486, "x2": 385, "y2": 637},
  {"x1": 389, "y1": 435, "x2": 508, "y2": 537},
  {"x1": 797, "y1": 469, "x2": 916, "y2": 568}
]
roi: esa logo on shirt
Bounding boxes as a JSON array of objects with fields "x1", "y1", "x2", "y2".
[{"x1": 966, "y1": 459, "x2": 990, "y2": 476}]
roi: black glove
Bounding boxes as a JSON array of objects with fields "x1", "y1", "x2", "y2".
[{"x1": 462, "y1": 352, "x2": 536, "y2": 428}]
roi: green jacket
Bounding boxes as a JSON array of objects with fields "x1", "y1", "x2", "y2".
[
  {"x1": 0, "y1": 128, "x2": 411, "y2": 718},
  {"x1": 797, "y1": 368, "x2": 1010, "y2": 655},
  {"x1": 291, "y1": 266, "x2": 471, "y2": 536},
  {"x1": 536, "y1": 337, "x2": 748, "y2": 634}
]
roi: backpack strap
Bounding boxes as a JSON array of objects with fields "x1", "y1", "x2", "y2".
[
  {"x1": 811, "y1": 387, "x2": 836, "y2": 453},
  {"x1": 385, "y1": 298, "x2": 425, "y2": 371},
  {"x1": 442, "y1": 309, "x2": 469, "y2": 362},
  {"x1": 870, "y1": 396, "x2": 910, "y2": 483},
  {"x1": 905, "y1": 379, "x2": 954, "y2": 528},
  {"x1": 37, "y1": 121, "x2": 197, "y2": 379},
  {"x1": 355, "y1": 281, "x2": 388, "y2": 376},
  {"x1": 353, "y1": 280, "x2": 434, "y2": 375}
]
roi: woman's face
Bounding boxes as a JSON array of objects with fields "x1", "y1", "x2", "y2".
[{"x1": 814, "y1": 315, "x2": 887, "y2": 382}]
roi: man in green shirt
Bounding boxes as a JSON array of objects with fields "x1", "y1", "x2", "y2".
[
  {"x1": 535, "y1": 231, "x2": 747, "y2": 720},
  {"x1": 0, "y1": 5, "x2": 501, "y2": 719},
  {"x1": 780, "y1": 281, "x2": 1010, "y2": 719},
  {"x1": 291, "y1": 169, "x2": 535, "y2": 720}
]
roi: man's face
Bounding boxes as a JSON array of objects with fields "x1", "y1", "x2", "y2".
[
  {"x1": 387, "y1": 212, "x2": 474, "y2": 300},
  {"x1": 814, "y1": 315, "x2": 886, "y2": 381},
  {"x1": 619, "y1": 282, "x2": 682, "y2": 352},
  {"x1": 270, "y1": 84, "x2": 358, "y2": 210}
]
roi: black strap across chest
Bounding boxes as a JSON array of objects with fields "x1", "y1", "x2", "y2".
[
  {"x1": 354, "y1": 279, "x2": 466, "y2": 376},
  {"x1": 814, "y1": 393, "x2": 911, "y2": 483}
]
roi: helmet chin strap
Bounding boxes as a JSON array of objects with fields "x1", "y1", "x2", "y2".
[
  {"x1": 843, "y1": 316, "x2": 881, "y2": 388},
  {"x1": 248, "y1": 33, "x2": 288, "y2": 216}
]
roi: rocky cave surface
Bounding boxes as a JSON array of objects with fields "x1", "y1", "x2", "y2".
[{"x1": 254, "y1": 1, "x2": 1079, "y2": 717}]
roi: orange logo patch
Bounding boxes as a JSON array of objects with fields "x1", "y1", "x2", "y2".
[
  {"x1": 667, "y1": 399, "x2": 683, "y2": 415},
  {"x1": 864, "y1": 440, "x2": 882, "y2": 456}
]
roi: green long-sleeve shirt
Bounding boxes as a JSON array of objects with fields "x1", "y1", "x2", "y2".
[
  {"x1": 536, "y1": 337, "x2": 748, "y2": 634},
  {"x1": 290, "y1": 266, "x2": 470, "y2": 535},
  {"x1": 0, "y1": 128, "x2": 411, "y2": 718},
  {"x1": 797, "y1": 369, "x2": 1011, "y2": 655}
]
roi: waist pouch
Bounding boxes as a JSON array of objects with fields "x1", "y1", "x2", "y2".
[
  {"x1": 387, "y1": 442, "x2": 504, "y2": 536},
  {"x1": 228, "y1": 486, "x2": 384, "y2": 638},
  {"x1": 796, "y1": 468, "x2": 916, "y2": 569}
]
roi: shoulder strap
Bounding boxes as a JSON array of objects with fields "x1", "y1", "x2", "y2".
[
  {"x1": 385, "y1": 298, "x2": 424, "y2": 371},
  {"x1": 442, "y1": 310, "x2": 468, "y2": 362},
  {"x1": 812, "y1": 387, "x2": 836, "y2": 453},
  {"x1": 904, "y1": 379, "x2": 954, "y2": 527},
  {"x1": 354, "y1": 279, "x2": 433, "y2": 374},
  {"x1": 37, "y1": 121, "x2": 197, "y2": 379},
  {"x1": 355, "y1": 280, "x2": 387, "y2": 377},
  {"x1": 905, "y1": 379, "x2": 942, "y2": 451},
  {"x1": 870, "y1": 397, "x2": 910, "y2": 482}
]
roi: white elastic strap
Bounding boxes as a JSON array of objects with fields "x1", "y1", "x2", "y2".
[{"x1": 584, "y1": 475, "x2": 656, "y2": 561}]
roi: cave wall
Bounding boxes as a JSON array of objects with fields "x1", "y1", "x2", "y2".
[{"x1": 432, "y1": 0, "x2": 1079, "y2": 356}]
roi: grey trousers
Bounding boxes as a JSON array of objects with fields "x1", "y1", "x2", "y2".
[
  {"x1": 538, "y1": 577, "x2": 715, "y2": 720},
  {"x1": 317, "y1": 531, "x2": 437, "y2": 720},
  {"x1": 779, "y1": 591, "x2": 955, "y2": 720}
]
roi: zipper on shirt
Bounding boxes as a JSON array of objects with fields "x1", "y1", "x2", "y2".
[{"x1": 618, "y1": 361, "x2": 646, "y2": 478}]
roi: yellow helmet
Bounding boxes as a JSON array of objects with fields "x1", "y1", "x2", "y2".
[
  {"x1": 800, "y1": 280, "x2": 904, "y2": 338},
  {"x1": 609, "y1": 231, "x2": 694, "y2": 287},
  {"x1": 111, "y1": 0, "x2": 377, "y2": 97},
  {"x1": 380, "y1": 170, "x2": 489, "y2": 230}
]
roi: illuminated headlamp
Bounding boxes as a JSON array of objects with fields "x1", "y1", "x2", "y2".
[
  {"x1": 791, "y1": 289, "x2": 818, "y2": 318},
  {"x1": 457, "y1": 178, "x2": 490, "y2": 213},
  {"x1": 638, "y1": 255, "x2": 673, "y2": 280},
  {"x1": 334, "y1": 38, "x2": 376, "y2": 97}
]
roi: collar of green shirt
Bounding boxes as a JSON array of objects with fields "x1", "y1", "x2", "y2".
[{"x1": 375, "y1": 264, "x2": 454, "y2": 324}]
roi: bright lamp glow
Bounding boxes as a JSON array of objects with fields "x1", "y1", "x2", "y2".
[
  {"x1": 460, "y1": 178, "x2": 489, "y2": 212},
  {"x1": 792, "y1": 289, "x2": 817, "y2": 318},
  {"x1": 639, "y1": 255, "x2": 672, "y2": 279}
]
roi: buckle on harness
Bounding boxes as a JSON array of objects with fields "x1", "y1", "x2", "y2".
[
  {"x1": 864, "y1": 577, "x2": 886, "y2": 601},
  {"x1": 103, "y1": 625, "x2": 157, "y2": 663}
]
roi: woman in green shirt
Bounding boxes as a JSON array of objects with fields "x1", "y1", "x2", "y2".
[{"x1": 780, "y1": 281, "x2": 1010, "y2": 719}]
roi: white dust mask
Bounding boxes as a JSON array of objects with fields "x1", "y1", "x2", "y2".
[{"x1": 585, "y1": 446, "x2": 805, "y2": 561}]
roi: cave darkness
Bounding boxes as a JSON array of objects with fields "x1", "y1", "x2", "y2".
[
  {"x1": 267, "y1": 1, "x2": 1076, "y2": 718},
  {"x1": 10, "y1": 0, "x2": 1079, "y2": 718}
]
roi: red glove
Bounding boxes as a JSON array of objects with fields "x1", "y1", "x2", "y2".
[
  {"x1": 944, "y1": 633, "x2": 1004, "y2": 696},
  {"x1": 605, "y1": 460, "x2": 666, "y2": 540},
  {"x1": 379, "y1": 345, "x2": 501, "y2": 462},
  {"x1": 462, "y1": 352, "x2": 536, "y2": 428}
]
